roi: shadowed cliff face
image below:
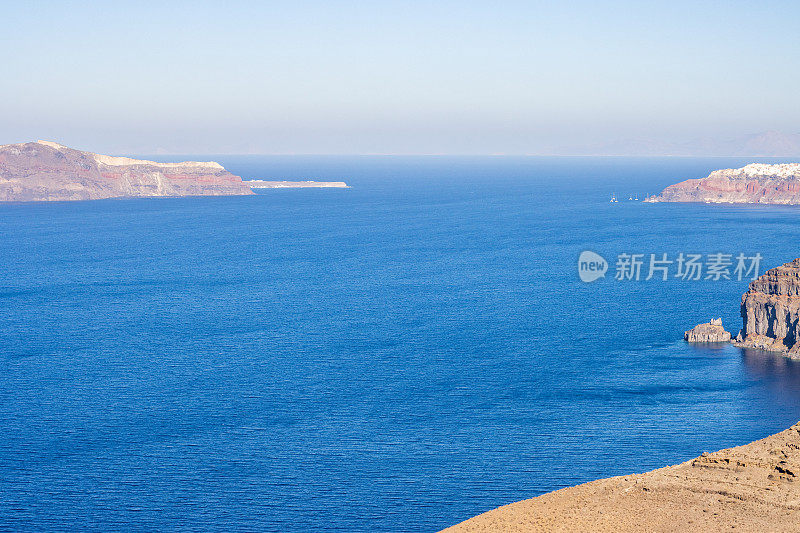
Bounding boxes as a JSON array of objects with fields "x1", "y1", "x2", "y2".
[
  {"x1": 735, "y1": 258, "x2": 800, "y2": 356},
  {"x1": 0, "y1": 141, "x2": 253, "y2": 201},
  {"x1": 647, "y1": 163, "x2": 800, "y2": 204}
]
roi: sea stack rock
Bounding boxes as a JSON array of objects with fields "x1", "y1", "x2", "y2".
[
  {"x1": 647, "y1": 163, "x2": 800, "y2": 205},
  {"x1": 685, "y1": 318, "x2": 732, "y2": 343},
  {"x1": 734, "y1": 258, "x2": 800, "y2": 355},
  {"x1": 0, "y1": 140, "x2": 254, "y2": 201}
]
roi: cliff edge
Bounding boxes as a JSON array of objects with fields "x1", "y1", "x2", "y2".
[
  {"x1": 443, "y1": 422, "x2": 800, "y2": 532},
  {"x1": 0, "y1": 141, "x2": 253, "y2": 201},
  {"x1": 647, "y1": 163, "x2": 800, "y2": 204},
  {"x1": 734, "y1": 258, "x2": 800, "y2": 356}
]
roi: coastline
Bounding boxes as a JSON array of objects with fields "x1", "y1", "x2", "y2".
[
  {"x1": 244, "y1": 180, "x2": 348, "y2": 188},
  {"x1": 442, "y1": 422, "x2": 800, "y2": 532}
]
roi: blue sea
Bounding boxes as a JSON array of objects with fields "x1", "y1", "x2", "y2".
[{"x1": 3, "y1": 156, "x2": 800, "y2": 532}]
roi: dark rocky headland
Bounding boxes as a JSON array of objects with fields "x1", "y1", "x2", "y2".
[
  {"x1": 682, "y1": 258, "x2": 800, "y2": 358},
  {"x1": 734, "y1": 258, "x2": 800, "y2": 355}
]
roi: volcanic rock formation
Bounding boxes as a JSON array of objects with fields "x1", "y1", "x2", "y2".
[
  {"x1": 0, "y1": 141, "x2": 253, "y2": 201},
  {"x1": 734, "y1": 258, "x2": 800, "y2": 356},
  {"x1": 684, "y1": 319, "x2": 731, "y2": 343},
  {"x1": 647, "y1": 163, "x2": 800, "y2": 204}
]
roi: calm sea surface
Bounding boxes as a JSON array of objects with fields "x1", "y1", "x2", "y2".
[{"x1": 3, "y1": 156, "x2": 800, "y2": 531}]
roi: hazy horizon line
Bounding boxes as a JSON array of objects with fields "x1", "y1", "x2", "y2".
[{"x1": 125, "y1": 152, "x2": 800, "y2": 159}]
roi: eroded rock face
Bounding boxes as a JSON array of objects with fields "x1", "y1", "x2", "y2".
[
  {"x1": 685, "y1": 318, "x2": 732, "y2": 343},
  {"x1": 647, "y1": 163, "x2": 800, "y2": 204},
  {"x1": 735, "y1": 258, "x2": 800, "y2": 355},
  {"x1": 0, "y1": 140, "x2": 253, "y2": 201}
]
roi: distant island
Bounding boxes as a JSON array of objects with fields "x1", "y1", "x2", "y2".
[
  {"x1": 647, "y1": 163, "x2": 800, "y2": 205},
  {"x1": 0, "y1": 141, "x2": 347, "y2": 202}
]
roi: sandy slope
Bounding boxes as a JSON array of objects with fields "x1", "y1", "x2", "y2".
[{"x1": 443, "y1": 423, "x2": 800, "y2": 532}]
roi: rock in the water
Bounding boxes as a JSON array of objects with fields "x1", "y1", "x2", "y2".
[
  {"x1": 685, "y1": 318, "x2": 732, "y2": 342},
  {"x1": 734, "y1": 258, "x2": 800, "y2": 355},
  {"x1": 647, "y1": 163, "x2": 800, "y2": 205},
  {"x1": 0, "y1": 140, "x2": 254, "y2": 202}
]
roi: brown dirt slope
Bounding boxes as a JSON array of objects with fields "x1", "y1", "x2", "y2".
[{"x1": 443, "y1": 422, "x2": 800, "y2": 532}]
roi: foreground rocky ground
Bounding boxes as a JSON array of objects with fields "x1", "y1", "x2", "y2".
[{"x1": 443, "y1": 423, "x2": 800, "y2": 532}]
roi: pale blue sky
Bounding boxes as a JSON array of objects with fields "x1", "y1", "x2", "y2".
[{"x1": 2, "y1": 1, "x2": 798, "y2": 154}]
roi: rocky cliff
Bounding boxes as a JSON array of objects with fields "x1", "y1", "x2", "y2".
[
  {"x1": 0, "y1": 141, "x2": 253, "y2": 201},
  {"x1": 646, "y1": 163, "x2": 800, "y2": 204},
  {"x1": 685, "y1": 318, "x2": 731, "y2": 343},
  {"x1": 735, "y1": 258, "x2": 800, "y2": 355}
]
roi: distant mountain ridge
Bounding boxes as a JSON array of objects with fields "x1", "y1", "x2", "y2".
[{"x1": 557, "y1": 131, "x2": 800, "y2": 157}]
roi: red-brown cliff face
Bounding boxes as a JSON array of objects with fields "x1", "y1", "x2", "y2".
[
  {"x1": 735, "y1": 259, "x2": 800, "y2": 356},
  {"x1": 0, "y1": 141, "x2": 253, "y2": 201},
  {"x1": 647, "y1": 163, "x2": 800, "y2": 205}
]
